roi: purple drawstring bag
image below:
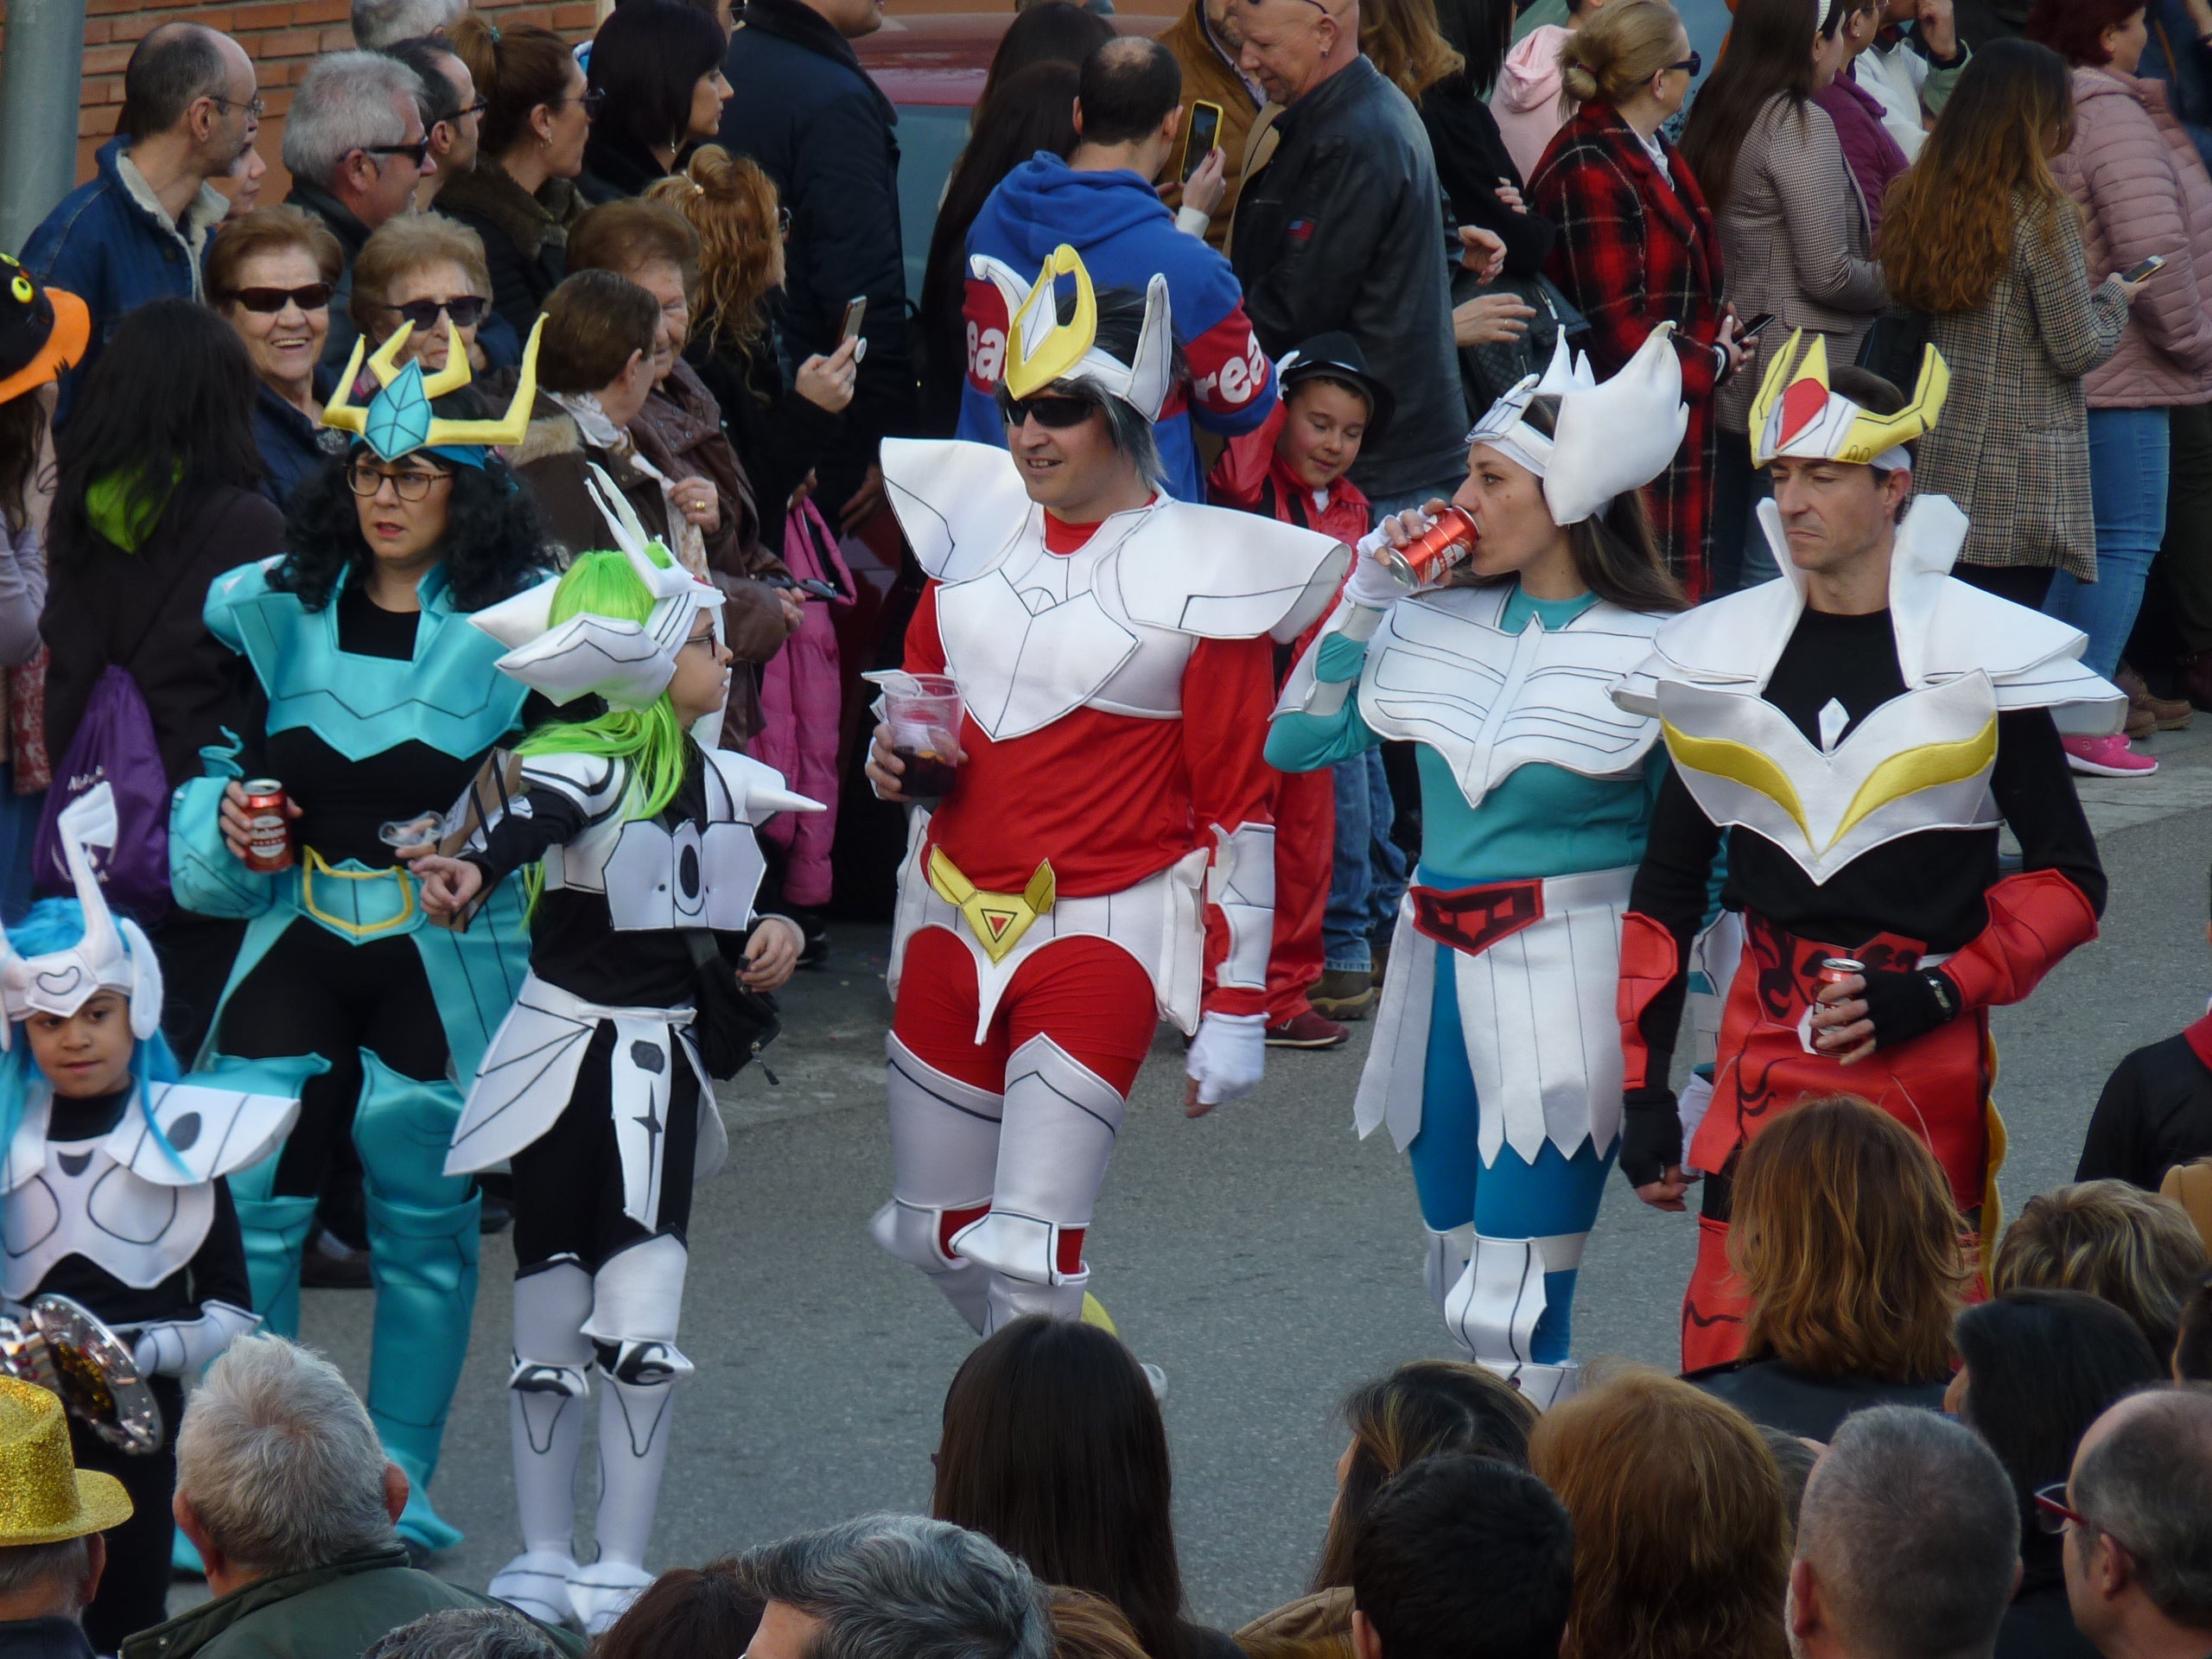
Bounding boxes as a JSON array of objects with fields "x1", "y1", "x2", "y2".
[{"x1": 31, "y1": 665, "x2": 173, "y2": 919}]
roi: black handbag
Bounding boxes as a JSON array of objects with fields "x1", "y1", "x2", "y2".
[
  {"x1": 683, "y1": 928, "x2": 781, "y2": 1081},
  {"x1": 1857, "y1": 308, "x2": 1931, "y2": 390}
]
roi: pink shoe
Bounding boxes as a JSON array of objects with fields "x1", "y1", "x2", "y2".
[{"x1": 2063, "y1": 733, "x2": 2159, "y2": 777}]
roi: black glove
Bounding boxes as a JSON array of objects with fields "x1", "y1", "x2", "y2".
[
  {"x1": 1619, "y1": 1087, "x2": 1683, "y2": 1188},
  {"x1": 1851, "y1": 967, "x2": 1959, "y2": 1052}
]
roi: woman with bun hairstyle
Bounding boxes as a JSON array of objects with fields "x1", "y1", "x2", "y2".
[
  {"x1": 440, "y1": 14, "x2": 594, "y2": 334},
  {"x1": 1531, "y1": 0, "x2": 1751, "y2": 598}
]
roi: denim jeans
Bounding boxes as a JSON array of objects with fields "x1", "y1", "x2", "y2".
[
  {"x1": 1324, "y1": 747, "x2": 1409, "y2": 971},
  {"x1": 2046, "y1": 406, "x2": 2173, "y2": 681}
]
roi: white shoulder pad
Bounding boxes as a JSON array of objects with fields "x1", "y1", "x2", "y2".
[
  {"x1": 699, "y1": 747, "x2": 826, "y2": 824},
  {"x1": 519, "y1": 751, "x2": 628, "y2": 817},
  {"x1": 1116, "y1": 502, "x2": 1351, "y2": 643},
  {"x1": 111, "y1": 1083, "x2": 302, "y2": 1186},
  {"x1": 1916, "y1": 580, "x2": 2127, "y2": 735},
  {"x1": 881, "y1": 438, "x2": 1036, "y2": 583}
]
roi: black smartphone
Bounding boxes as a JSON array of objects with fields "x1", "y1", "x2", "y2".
[
  {"x1": 1181, "y1": 100, "x2": 1224, "y2": 183},
  {"x1": 2121, "y1": 253, "x2": 2168, "y2": 284},
  {"x1": 1738, "y1": 311, "x2": 1777, "y2": 341},
  {"x1": 796, "y1": 577, "x2": 838, "y2": 600}
]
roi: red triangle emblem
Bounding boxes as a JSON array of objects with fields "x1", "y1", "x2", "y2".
[
  {"x1": 1779, "y1": 375, "x2": 1828, "y2": 448},
  {"x1": 984, "y1": 910, "x2": 1013, "y2": 938}
]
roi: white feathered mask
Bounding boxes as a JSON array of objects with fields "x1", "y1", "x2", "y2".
[
  {"x1": 0, "y1": 782, "x2": 163, "y2": 1048},
  {"x1": 1465, "y1": 326, "x2": 1688, "y2": 526}
]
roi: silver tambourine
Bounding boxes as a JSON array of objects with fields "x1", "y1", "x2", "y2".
[{"x1": 0, "y1": 1294, "x2": 162, "y2": 1454}]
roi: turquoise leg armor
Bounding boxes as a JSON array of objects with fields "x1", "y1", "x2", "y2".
[
  {"x1": 226, "y1": 1152, "x2": 317, "y2": 1341},
  {"x1": 353, "y1": 1051, "x2": 480, "y2": 1555}
]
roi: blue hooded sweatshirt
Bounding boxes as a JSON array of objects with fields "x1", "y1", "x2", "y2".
[{"x1": 958, "y1": 153, "x2": 1278, "y2": 503}]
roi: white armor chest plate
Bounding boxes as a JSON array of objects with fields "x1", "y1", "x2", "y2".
[
  {"x1": 935, "y1": 524, "x2": 1196, "y2": 742},
  {"x1": 1656, "y1": 671, "x2": 2002, "y2": 885},
  {"x1": 3, "y1": 1141, "x2": 213, "y2": 1298},
  {"x1": 539, "y1": 753, "x2": 768, "y2": 931},
  {"x1": 1357, "y1": 588, "x2": 1663, "y2": 810}
]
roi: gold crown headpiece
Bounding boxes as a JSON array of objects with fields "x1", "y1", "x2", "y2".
[
  {"x1": 321, "y1": 315, "x2": 543, "y2": 466},
  {"x1": 1748, "y1": 329, "x2": 1949, "y2": 469}
]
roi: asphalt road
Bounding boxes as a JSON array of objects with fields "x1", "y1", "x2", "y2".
[{"x1": 190, "y1": 718, "x2": 2212, "y2": 1630}]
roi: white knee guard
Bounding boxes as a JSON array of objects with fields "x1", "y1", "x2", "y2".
[
  {"x1": 1422, "y1": 1225, "x2": 1474, "y2": 1322},
  {"x1": 874, "y1": 1037, "x2": 1003, "y2": 1332},
  {"x1": 951, "y1": 1035, "x2": 1125, "y2": 1292},
  {"x1": 1443, "y1": 1232, "x2": 1548, "y2": 1364},
  {"x1": 493, "y1": 1259, "x2": 594, "y2": 1624},
  {"x1": 580, "y1": 1233, "x2": 692, "y2": 1384}
]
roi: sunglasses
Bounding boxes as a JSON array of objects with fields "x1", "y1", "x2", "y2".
[
  {"x1": 227, "y1": 283, "x2": 334, "y2": 314},
  {"x1": 382, "y1": 295, "x2": 488, "y2": 330},
  {"x1": 1668, "y1": 50, "x2": 1703, "y2": 74},
  {"x1": 347, "y1": 461, "x2": 451, "y2": 501},
  {"x1": 365, "y1": 136, "x2": 435, "y2": 168},
  {"x1": 995, "y1": 390, "x2": 1099, "y2": 429}
]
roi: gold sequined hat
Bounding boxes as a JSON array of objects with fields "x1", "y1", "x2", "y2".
[{"x1": 0, "y1": 1376, "x2": 133, "y2": 1544}]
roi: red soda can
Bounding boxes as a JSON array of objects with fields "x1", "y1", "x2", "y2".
[
  {"x1": 1382, "y1": 505, "x2": 1479, "y2": 586},
  {"x1": 240, "y1": 779, "x2": 294, "y2": 874},
  {"x1": 1817, "y1": 956, "x2": 1865, "y2": 990}
]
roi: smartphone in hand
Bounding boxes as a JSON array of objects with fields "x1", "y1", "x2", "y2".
[
  {"x1": 840, "y1": 296, "x2": 868, "y2": 341},
  {"x1": 1181, "y1": 100, "x2": 1224, "y2": 183},
  {"x1": 2120, "y1": 254, "x2": 2168, "y2": 284},
  {"x1": 1738, "y1": 311, "x2": 1777, "y2": 341}
]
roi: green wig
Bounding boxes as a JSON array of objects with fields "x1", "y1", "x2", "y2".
[{"x1": 516, "y1": 545, "x2": 690, "y2": 823}]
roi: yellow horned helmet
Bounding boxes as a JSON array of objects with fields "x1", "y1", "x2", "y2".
[
  {"x1": 1748, "y1": 330, "x2": 1949, "y2": 470},
  {"x1": 969, "y1": 244, "x2": 1174, "y2": 421},
  {"x1": 321, "y1": 315, "x2": 544, "y2": 467}
]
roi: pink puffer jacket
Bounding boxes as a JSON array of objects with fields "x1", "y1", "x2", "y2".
[{"x1": 2053, "y1": 66, "x2": 2212, "y2": 407}]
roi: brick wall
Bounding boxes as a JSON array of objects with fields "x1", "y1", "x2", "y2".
[{"x1": 0, "y1": 0, "x2": 598, "y2": 212}]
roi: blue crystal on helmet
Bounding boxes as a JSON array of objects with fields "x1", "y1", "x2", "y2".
[{"x1": 363, "y1": 359, "x2": 435, "y2": 461}]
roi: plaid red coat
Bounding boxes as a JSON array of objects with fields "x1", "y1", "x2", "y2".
[{"x1": 1532, "y1": 102, "x2": 1727, "y2": 598}]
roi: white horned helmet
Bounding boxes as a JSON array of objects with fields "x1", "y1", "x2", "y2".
[
  {"x1": 0, "y1": 783, "x2": 163, "y2": 1051},
  {"x1": 969, "y1": 243, "x2": 1175, "y2": 422},
  {"x1": 1465, "y1": 326, "x2": 1689, "y2": 526},
  {"x1": 471, "y1": 464, "x2": 727, "y2": 710}
]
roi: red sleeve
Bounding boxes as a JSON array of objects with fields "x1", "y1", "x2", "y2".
[
  {"x1": 962, "y1": 276, "x2": 1008, "y2": 396},
  {"x1": 1936, "y1": 868, "x2": 2100, "y2": 1013},
  {"x1": 904, "y1": 580, "x2": 948, "y2": 675},
  {"x1": 1206, "y1": 402, "x2": 1288, "y2": 511},
  {"x1": 1184, "y1": 634, "x2": 1279, "y2": 1020},
  {"x1": 1185, "y1": 302, "x2": 1277, "y2": 435}
]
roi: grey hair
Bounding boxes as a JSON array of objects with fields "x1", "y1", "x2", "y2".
[
  {"x1": 1797, "y1": 1408, "x2": 2020, "y2": 1659},
  {"x1": 737, "y1": 1514, "x2": 1052, "y2": 1659},
  {"x1": 2073, "y1": 1387, "x2": 2212, "y2": 1629},
  {"x1": 352, "y1": 0, "x2": 467, "y2": 48},
  {"x1": 283, "y1": 52, "x2": 426, "y2": 187},
  {"x1": 361, "y1": 1607, "x2": 568, "y2": 1659},
  {"x1": 1097, "y1": 394, "x2": 1166, "y2": 487},
  {"x1": 0, "y1": 1537, "x2": 91, "y2": 1610},
  {"x1": 175, "y1": 1333, "x2": 396, "y2": 1578}
]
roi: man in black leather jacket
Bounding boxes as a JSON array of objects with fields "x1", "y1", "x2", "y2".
[{"x1": 1227, "y1": 0, "x2": 1467, "y2": 513}]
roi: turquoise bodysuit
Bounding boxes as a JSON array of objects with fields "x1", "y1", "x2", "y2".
[
  {"x1": 170, "y1": 556, "x2": 545, "y2": 1552},
  {"x1": 1268, "y1": 581, "x2": 1665, "y2": 1390}
]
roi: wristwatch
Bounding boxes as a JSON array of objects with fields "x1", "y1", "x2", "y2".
[{"x1": 1922, "y1": 969, "x2": 1959, "y2": 1020}]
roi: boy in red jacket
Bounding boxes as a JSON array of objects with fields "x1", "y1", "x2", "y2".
[{"x1": 1210, "y1": 334, "x2": 1389, "y2": 1048}]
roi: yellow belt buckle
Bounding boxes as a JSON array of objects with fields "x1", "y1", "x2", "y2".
[
  {"x1": 927, "y1": 847, "x2": 1055, "y2": 965},
  {"x1": 299, "y1": 848, "x2": 417, "y2": 940}
]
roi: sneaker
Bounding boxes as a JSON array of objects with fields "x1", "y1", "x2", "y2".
[
  {"x1": 2063, "y1": 733, "x2": 2159, "y2": 777},
  {"x1": 1267, "y1": 1010, "x2": 1351, "y2": 1049},
  {"x1": 1310, "y1": 968, "x2": 1376, "y2": 1020},
  {"x1": 2119, "y1": 664, "x2": 2193, "y2": 732}
]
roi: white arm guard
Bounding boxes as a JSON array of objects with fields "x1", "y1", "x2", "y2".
[
  {"x1": 1274, "y1": 597, "x2": 1391, "y2": 719},
  {"x1": 130, "y1": 1300, "x2": 258, "y2": 1377},
  {"x1": 1185, "y1": 1012, "x2": 1267, "y2": 1106},
  {"x1": 1208, "y1": 823, "x2": 1276, "y2": 992}
]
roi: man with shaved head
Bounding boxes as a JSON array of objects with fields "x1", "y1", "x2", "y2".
[{"x1": 2063, "y1": 1388, "x2": 2212, "y2": 1659}]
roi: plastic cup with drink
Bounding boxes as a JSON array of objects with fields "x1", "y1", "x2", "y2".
[{"x1": 877, "y1": 672, "x2": 966, "y2": 804}]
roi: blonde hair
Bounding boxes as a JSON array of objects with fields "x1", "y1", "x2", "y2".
[
  {"x1": 1359, "y1": 0, "x2": 1465, "y2": 99},
  {"x1": 1047, "y1": 1588, "x2": 1151, "y2": 1659},
  {"x1": 1528, "y1": 1366, "x2": 1789, "y2": 1659},
  {"x1": 1993, "y1": 1180, "x2": 2211, "y2": 1359},
  {"x1": 1560, "y1": 0, "x2": 1687, "y2": 106},
  {"x1": 1731, "y1": 1095, "x2": 1967, "y2": 1384},
  {"x1": 645, "y1": 145, "x2": 780, "y2": 360},
  {"x1": 347, "y1": 213, "x2": 493, "y2": 338}
]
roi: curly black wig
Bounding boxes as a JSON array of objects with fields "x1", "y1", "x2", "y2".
[{"x1": 274, "y1": 439, "x2": 550, "y2": 613}]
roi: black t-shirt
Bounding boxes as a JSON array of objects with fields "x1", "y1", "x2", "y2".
[
  {"x1": 2077, "y1": 1026, "x2": 2212, "y2": 1190},
  {"x1": 29, "y1": 1085, "x2": 253, "y2": 1325}
]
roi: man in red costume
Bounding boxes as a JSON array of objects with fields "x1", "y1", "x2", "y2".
[
  {"x1": 1611, "y1": 337, "x2": 2122, "y2": 1370},
  {"x1": 864, "y1": 245, "x2": 1348, "y2": 1336}
]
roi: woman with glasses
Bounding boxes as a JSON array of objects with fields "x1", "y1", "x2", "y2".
[
  {"x1": 442, "y1": 14, "x2": 595, "y2": 335},
  {"x1": 44, "y1": 301, "x2": 283, "y2": 1052},
  {"x1": 165, "y1": 327, "x2": 552, "y2": 1555},
  {"x1": 350, "y1": 212, "x2": 502, "y2": 379},
  {"x1": 210, "y1": 207, "x2": 349, "y2": 506},
  {"x1": 580, "y1": 0, "x2": 733, "y2": 204},
  {"x1": 1532, "y1": 0, "x2": 1750, "y2": 597},
  {"x1": 1948, "y1": 1290, "x2": 2163, "y2": 1659}
]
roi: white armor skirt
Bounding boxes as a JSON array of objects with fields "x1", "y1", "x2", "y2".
[{"x1": 1356, "y1": 867, "x2": 1634, "y2": 1163}]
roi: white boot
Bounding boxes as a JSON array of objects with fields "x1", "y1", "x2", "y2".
[
  {"x1": 874, "y1": 1037, "x2": 1000, "y2": 1332},
  {"x1": 1422, "y1": 1225, "x2": 1474, "y2": 1327},
  {"x1": 490, "y1": 1261, "x2": 592, "y2": 1624}
]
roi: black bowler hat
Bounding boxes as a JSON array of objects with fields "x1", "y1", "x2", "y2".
[
  {"x1": 1276, "y1": 331, "x2": 1394, "y2": 441},
  {"x1": 0, "y1": 253, "x2": 90, "y2": 408}
]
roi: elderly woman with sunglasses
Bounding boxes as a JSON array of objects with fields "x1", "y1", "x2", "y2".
[
  {"x1": 350, "y1": 211, "x2": 523, "y2": 381},
  {"x1": 211, "y1": 207, "x2": 350, "y2": 505},
  {"x1": 167, "y1": 323, "x2": 554, "y2": 1557}
]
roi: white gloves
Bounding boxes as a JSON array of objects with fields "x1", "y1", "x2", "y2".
[
  {"x1": 1185, "y1": 1011, "x2": 1267, "y2": 1107},
  {"x1": 1675, "y1": 1071, "x2": 1714, "y2": 1179},
  {"x1": 130, "y1": 1301, "x2": 258, "y2": 1377},
  {"x1": 1344, "y1": 521, "x2": 1420, "y2": 610}
]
